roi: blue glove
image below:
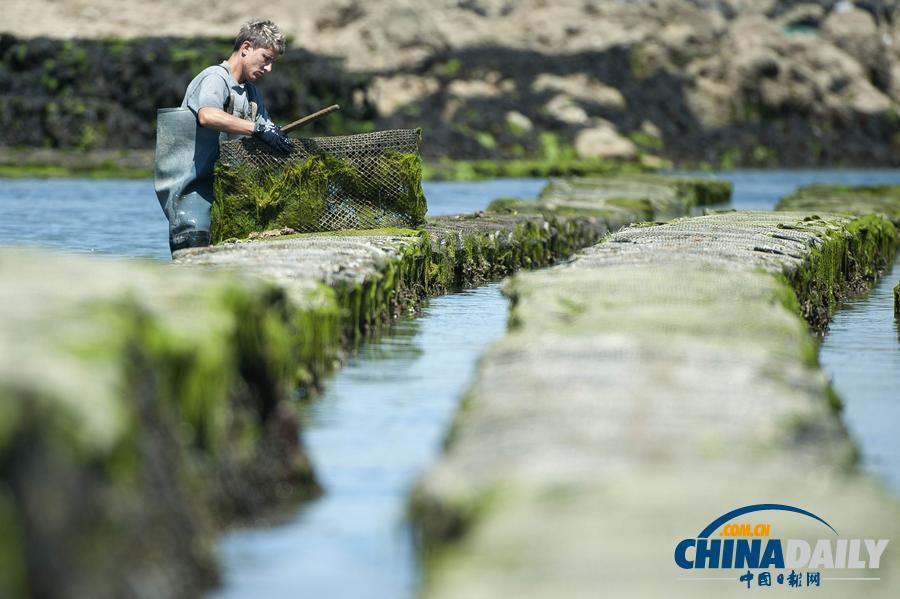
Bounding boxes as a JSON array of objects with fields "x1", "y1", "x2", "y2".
[{"x1": 254, "y1": 121, "x2": 292, "y2": 153}]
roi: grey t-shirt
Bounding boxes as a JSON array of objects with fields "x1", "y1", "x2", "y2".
[
  {"x1": 181, "y1": 61, "x2": 275, "y2": 135},
  {"x1": 178, "y1": 61, "x2": 277, "y2": 186}
]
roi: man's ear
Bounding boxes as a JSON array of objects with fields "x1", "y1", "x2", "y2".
[{"x1": 240, "y1": 40, "x2": 253, "y2": 56}]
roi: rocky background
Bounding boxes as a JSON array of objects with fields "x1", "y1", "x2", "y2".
[{"x1": 2, "y1": 0, "x2": 900, "y2": 167}]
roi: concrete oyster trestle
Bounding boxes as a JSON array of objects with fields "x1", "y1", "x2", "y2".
[
  {"x1": 411, "y1": 209, "x2": 900, "y2": 598},
  {"x1": 0, "y1": 175, "x2": 726, "y2": 597}
]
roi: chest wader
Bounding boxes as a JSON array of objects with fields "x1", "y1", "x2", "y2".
[{"x1": 154, "y1": 94, "x2": 257, "y2": 254}]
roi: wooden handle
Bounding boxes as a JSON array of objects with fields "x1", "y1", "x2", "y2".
[{"x1": 281, "y1": 104, "x2": 340, "y2": 134}]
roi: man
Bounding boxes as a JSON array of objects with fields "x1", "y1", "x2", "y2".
[{"x1": 155, "y1": 19, "x2": 291, "y2": 253}]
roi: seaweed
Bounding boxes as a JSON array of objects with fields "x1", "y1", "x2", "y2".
[{"x1": 212, "y1": 151, "x2": 427, "y2": 243}]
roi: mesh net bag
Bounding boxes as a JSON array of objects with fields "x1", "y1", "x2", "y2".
[{"x1": 212, "y1": 129, "x2": 427, "y2": 242}]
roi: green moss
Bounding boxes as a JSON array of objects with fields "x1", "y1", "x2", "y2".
[
  {"x1": 409, "y1": 481, "x2": 507, "y2": 549},
  {"x1": 213, "y1": 151, "x2": 427, "y2": 243},
  {"x1": 476, "y1": 131, "x2": 497, "y2": 150},
  {"x1": 380, "y1": 151, "x2": 428, "y2": 223},
  {"x1": 894, "y1": 280, "x2": 900, "y2": 317},
  {"x1": 666, "y1": 177, "x2": 733, "y2": 206},
  {"x1": 0, "y1": 164, "x2": 151, "y2": 179},
  {"x1": 605, "y1": 197, "x2": 655, "y2": 219},
  {"x1": 718, "y1": 148, "x2": 742, "y2": 170},
  {"x1": 629, "y1": 44, "x2": 651, "y2": 79},
  {"x1": 826, "y1": 386, "x2": 845, "y2": 413},
  {"x1": 424, "y1": 156, "x2": 650, "y2": 181},
  {"x1": 751, "y1": 145, "x2": 777, "y2": 165},
  {"x1": 435, "y1": 58, "x2": 463, "y2": 78},
  {"x1": 628, "y1": 131, "x2": 663, "y2": 150},
  {"x1": 485, "y1": 197, "x2": 536, "y2": 215},
  {"x1": 0, "y1": 490, "x2": 25, "y2": 597},
  {"x1": 289, "y1": 284, "x2": 342, "y2": 392},
  {"x1": 782, "y1": 214, "x2": 896, "y2": 329},
  {"x1": 538, "y1": 132, "x2": 564, "y2": 162}
]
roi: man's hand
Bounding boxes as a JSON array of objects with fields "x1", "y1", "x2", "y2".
[{"x1": 254, "y1": 121, "x2": 292, "y2": 153}]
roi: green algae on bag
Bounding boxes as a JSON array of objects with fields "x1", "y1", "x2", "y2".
[{"x1": 212, "y1": 129, "x2": 427, "y2": 243}]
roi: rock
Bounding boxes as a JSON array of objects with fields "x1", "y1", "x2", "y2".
[
  {"x1": 354, "y1": 2, "x2": 450, "y2": 67},
  {"x1": 370, "y1": 75, "x2": 440, "y2": 116},
  {"x1": 314, "y1": 0, "x2": 366, "y2": 29},
  {"x1": 686, "y1": 10, "x2": 893, "y2": 126},
  {"x1": 640, "y1": 119, "x2": 662, "y2": 138},
  {"x1": 777, "y1": 183, "x2": 900, "y2": 226},
  {"x1": 574, "y1": 120, "x2": 638, "y2": 159},
  {"x1": 686, "y1": 75, "x2": 737, "y2": 129},
  {"x1": 777, "y1": 2, "x2": 826, "y2": 28},
  {"x1": 847, "y1": 78, "x2": 893, "y2": 113},
  {"x1": 457, "y1": 0, "x2": 514, "y2": 18},
  {"x1": 544, "y1": 94, "x2": 590, "y2": 125},
  {"x1": 891, "y1": 62, "x2": 900, "y2": 100},
  {"x1": 822, "y1": 5, "x2": 888, "y2": 90},
  {"x1": 532, "y1": 73, "x2": 626, "y2": 109},
  {"x1": 505, "y1": 110, "x2": 534, "y2": 134},
  {"x1": 446, "y1": 78, "x2": 507, "y2": 99},
  {"x1": 4, "y1": 0, "x2": 900, "y2": 166}
]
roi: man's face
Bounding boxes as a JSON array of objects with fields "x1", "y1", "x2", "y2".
[{"x1": 242, "y1": 43, "x2": 278, "y2": 82}]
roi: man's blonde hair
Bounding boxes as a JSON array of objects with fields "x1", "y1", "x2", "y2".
[{"x1": 233, "y1": 20, "x2": 285, "y2": 55}]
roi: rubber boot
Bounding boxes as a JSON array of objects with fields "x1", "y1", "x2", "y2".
[{"x1": 155, "y1": 107, "x2": 220, "y2": 255}]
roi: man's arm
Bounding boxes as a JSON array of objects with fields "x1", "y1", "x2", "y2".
[
  {"x1": 196, "y1": 91, "x2": 291, "y2": 152},
  {"x1": 197, "y1": 107, "x2": 255, "y2": 135}
]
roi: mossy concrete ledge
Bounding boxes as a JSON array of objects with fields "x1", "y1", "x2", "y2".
[
  {"x1": 177, "y1": 174, "x2": 731, "y2": 347},
  {"x1": 488, "y1": 174, "x2": 732, "y2": 222},
  {"x1": 410, "y1": 211, "x2": 899, "y2": 599},
  {"x1": 0, "y1": 250, "x2": 320, "y2": 598},
  {"x1": 775, "y1": 184, "x2": 900, "y2": 325},
  {"x1": 0, "y1": 174, "x2": 729, "y2": 597},
  {"x1": 777, "y1": 184, "x2": 900, "y2": 227}
]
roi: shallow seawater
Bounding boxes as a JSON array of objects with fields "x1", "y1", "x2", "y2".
[
  {"x1": 819, "y1": 256, "x2": 900, "y2": 493},
  {"x1": 6, "y1": 170, "x2": 900, "y2": 259},
  {"x1": 675, "y1": 168, "x2": 900, "y2": 211},
  {"x1": 211, "y1": 284, "x2": 509, "y2": 599},
  {"x1": 0, "y1": 178, "x2": 170, "y2": 260},
  {"x1": 0, "y1": 177, "x2": 547, "y2": 261}
]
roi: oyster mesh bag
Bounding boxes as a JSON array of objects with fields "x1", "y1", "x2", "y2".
[{"x1": 212, "y1": 129, "x2": 427, "y2": 242}]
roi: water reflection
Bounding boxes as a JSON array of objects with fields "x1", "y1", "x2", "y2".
[
  {"x1": 0, "y1": 177, "x2": 549, "y2": 261},
  {"x1": 819, "y1": 256, "x2": 900, "y2": 492},
  {"x1": 212, "y1": 284, "x2": 509, "y2": 599}
]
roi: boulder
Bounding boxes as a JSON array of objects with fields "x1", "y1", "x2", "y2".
[
  {"x1": 446, "y1": 78, "x2": 510, "y2": 99},
  {"x1": 777, "y1": 3, "x2": 827, "y2": 28},
  {"x1": 822, "y1": 5, "x2": 889, "y2": 90},
  {"x1": 505, "y1": 110, "x2": 534, "y2": 134},
  {"x1": 574, "y1": 120, "x2": 638, "y2": 159},
  {"x1": 370, "y1": 75, "x2": 440, "y2": 116},
  {"x1": 532, "y1": 73, "x2": 626, "y2": 109},
  {"x1": 544, "y1": 94, "x2": 590, "y2": 125}
]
